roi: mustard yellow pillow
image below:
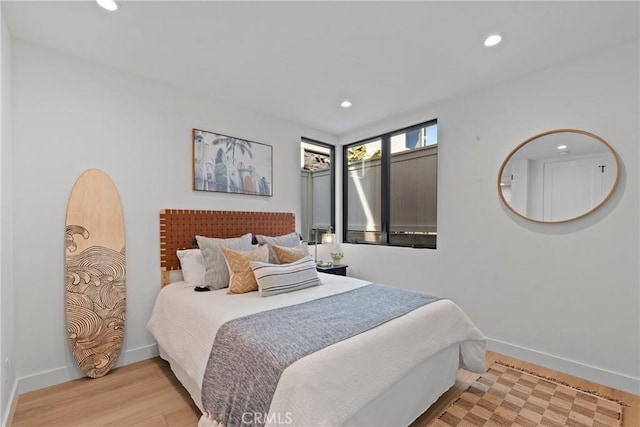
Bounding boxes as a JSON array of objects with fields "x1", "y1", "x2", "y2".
[
  {"x1": 272, "y1": 244, "x2": 309, "y2": 264},
  {"x1": 221, "y1": 246, "x2": 269, "y2": 294}
]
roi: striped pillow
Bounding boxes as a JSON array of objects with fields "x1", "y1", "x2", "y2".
[{"x1": 250, "y1": 255, "x2": 322, "y2": 297}]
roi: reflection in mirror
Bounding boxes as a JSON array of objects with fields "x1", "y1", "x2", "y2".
[
  {"x1": 498, "y1": 129, "x2": 619, "y2": 223},
  {"x1": 301, "y1": 139, "x2": 335, "y2": 243}
]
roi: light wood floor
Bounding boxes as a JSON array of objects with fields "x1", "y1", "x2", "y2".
[{"x1": 10, "y1": 351, "x2": 639, "y2": 427}]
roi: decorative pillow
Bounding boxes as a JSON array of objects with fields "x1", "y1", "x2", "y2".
[
  {"x1": 176, "y1": 249, "x2": 205, "y2": 287},
  {"x1": 256, "y1": 232, "x2": 301, "y2": 263},
  {"x1": 221, "y1": 245, "x2": 269, "y2": 294},
  {"x1": 250, "y1": 255, "x2": 322, "y2": 297},
  {"x1": 196, "y1": 233, "x2": 253, "y2": 290},
  {"x1": 272, "y1": 244, "x2": 309, "y2": 264}
]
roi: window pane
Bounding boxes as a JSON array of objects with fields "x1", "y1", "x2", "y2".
[
  {"x1": 345, "y1": 140, "x2": 382, "y2": 243},
  {"x1": 301, "y1": 140, "x2": 333, "y2": 243},
  {"x1": 389, "y1": 124, "x2": 437, "y2": 247}
]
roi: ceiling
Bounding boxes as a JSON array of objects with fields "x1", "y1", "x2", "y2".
[{"x1": 3, "y1": 1, "x2": 639, "y2": 137}]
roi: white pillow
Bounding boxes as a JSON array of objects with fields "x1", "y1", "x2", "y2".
[
  {"x1": 176, "y1": 249, "x2": 205, "y2": 287},
  {"x1": 250, "y1": 255, "x2": 322, "y2": 297}
]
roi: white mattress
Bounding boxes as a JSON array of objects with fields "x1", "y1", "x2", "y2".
[{"x1": 147, "y1": 273, "x2": 486, "y2": 426}]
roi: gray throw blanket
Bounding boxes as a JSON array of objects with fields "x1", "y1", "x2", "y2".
[{"x1": 201, "y1": 284, "x2": 440, "y2": 427}]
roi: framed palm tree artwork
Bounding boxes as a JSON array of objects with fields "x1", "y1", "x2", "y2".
[{"x1": 192, "y1": 129, "x2": 273, "y2": 196}]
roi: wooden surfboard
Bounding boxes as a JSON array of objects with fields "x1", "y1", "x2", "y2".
[{"x1": 65, "y1": 169, "x2": 126, "y2": 378}]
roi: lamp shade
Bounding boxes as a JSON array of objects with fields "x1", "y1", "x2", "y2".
[{"x1": 321, "y1": 231, "x2": 335, "y2": 245}]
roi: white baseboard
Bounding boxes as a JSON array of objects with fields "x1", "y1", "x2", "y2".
[
  {"x1": 1, "y1": 380, "x2": 18, "y2": 427},
  {"x1": 487, "y1": 337, "x2": 640, "y2": 396},
  {"x1": 15, "y1": 343, "x2": 158, "y2": 395},
  {"x1": 118, "y1": 343, "x2": 159, "y2": 366}
]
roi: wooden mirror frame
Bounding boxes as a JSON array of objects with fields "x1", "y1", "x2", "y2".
[{"x1": 497, "y1": 129, "x2": 620, "y2": 223}]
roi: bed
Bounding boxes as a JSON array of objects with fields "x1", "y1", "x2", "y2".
[{"x1": 147, "y1": 209, "x2": 486, "y2": 427}]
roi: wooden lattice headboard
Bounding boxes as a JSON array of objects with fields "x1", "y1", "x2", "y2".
[{"x1": 159, "y1": 209, "x2": 296, "y2": 286}]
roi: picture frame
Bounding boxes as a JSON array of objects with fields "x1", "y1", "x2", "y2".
[{"x1": 192, "y1": 128, "x2": 273, "y2": 196}]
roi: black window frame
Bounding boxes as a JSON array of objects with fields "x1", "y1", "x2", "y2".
[
  {"x1": 342, "y1": 118, "x2": 437, "y2": 249},
  {"x1": 301, "y1": 137, "x2": 336, "y2": 244}
]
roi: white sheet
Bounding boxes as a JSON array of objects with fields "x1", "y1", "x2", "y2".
[{"x1": 146, "y1": 274, "x2": 486, "y2": 426}]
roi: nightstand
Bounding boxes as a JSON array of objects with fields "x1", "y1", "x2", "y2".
[{"x1": 316, "y1": 264, "x2": 348, "y2": 276}]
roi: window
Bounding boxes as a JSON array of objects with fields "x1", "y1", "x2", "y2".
[
  {"x1": 343, "y1": 120, "x2": 437, "y2": 248},
  {"x1": 301, "y1": 138, "x2": 335, "y2": 243}
]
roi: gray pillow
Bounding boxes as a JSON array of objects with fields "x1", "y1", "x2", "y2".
[
  {"x1": 196, "y1": 233, "x2": 253, "y2": 289},
  {"x1": 256, "y1": 232, "x2": 301, "y2": 263}
]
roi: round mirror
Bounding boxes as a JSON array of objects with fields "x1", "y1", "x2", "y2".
[{"x1": 498, "y1": 129, "x2": 619, "y2": 223}]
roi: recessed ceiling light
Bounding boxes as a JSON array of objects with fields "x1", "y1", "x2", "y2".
[
  {"x1": 97, "y1": 0, "x2": 118, "y2": 11},
  {"x1": 484, "y1": 34, "x2": 502, "y2": 47},
  {"x1": 557, "y1": 145, "x2": 568, "y2": 150},
  {"x1": 340, "y1": 100, "x2": 352, "y2": 108}
]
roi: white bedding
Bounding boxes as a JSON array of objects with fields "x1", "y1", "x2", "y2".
[{"x1": 146, "y1": 273, "x2": 486, "y2": 426}]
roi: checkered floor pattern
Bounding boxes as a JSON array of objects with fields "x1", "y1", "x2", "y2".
[{"x1": 430, "y1": 363, "x2": 624, "y2": 427}]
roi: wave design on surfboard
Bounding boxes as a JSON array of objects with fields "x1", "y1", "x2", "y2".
[{"x1": 65, "y1": 225, "x2": 126, "y2": 378}]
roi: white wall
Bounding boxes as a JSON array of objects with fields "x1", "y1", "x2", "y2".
[
  {"x1": 0, "y1": 7, "x2": 14, "y2": 424},
  {"x1": 339, "y1": 40, "x2": 639, "y2": 394},
  {"x1": 7, "y1": 30, "x2": 640, "y2": 402},
  {"x1": 11, "y1": 40, "x2": 335, "y2": 393}
]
